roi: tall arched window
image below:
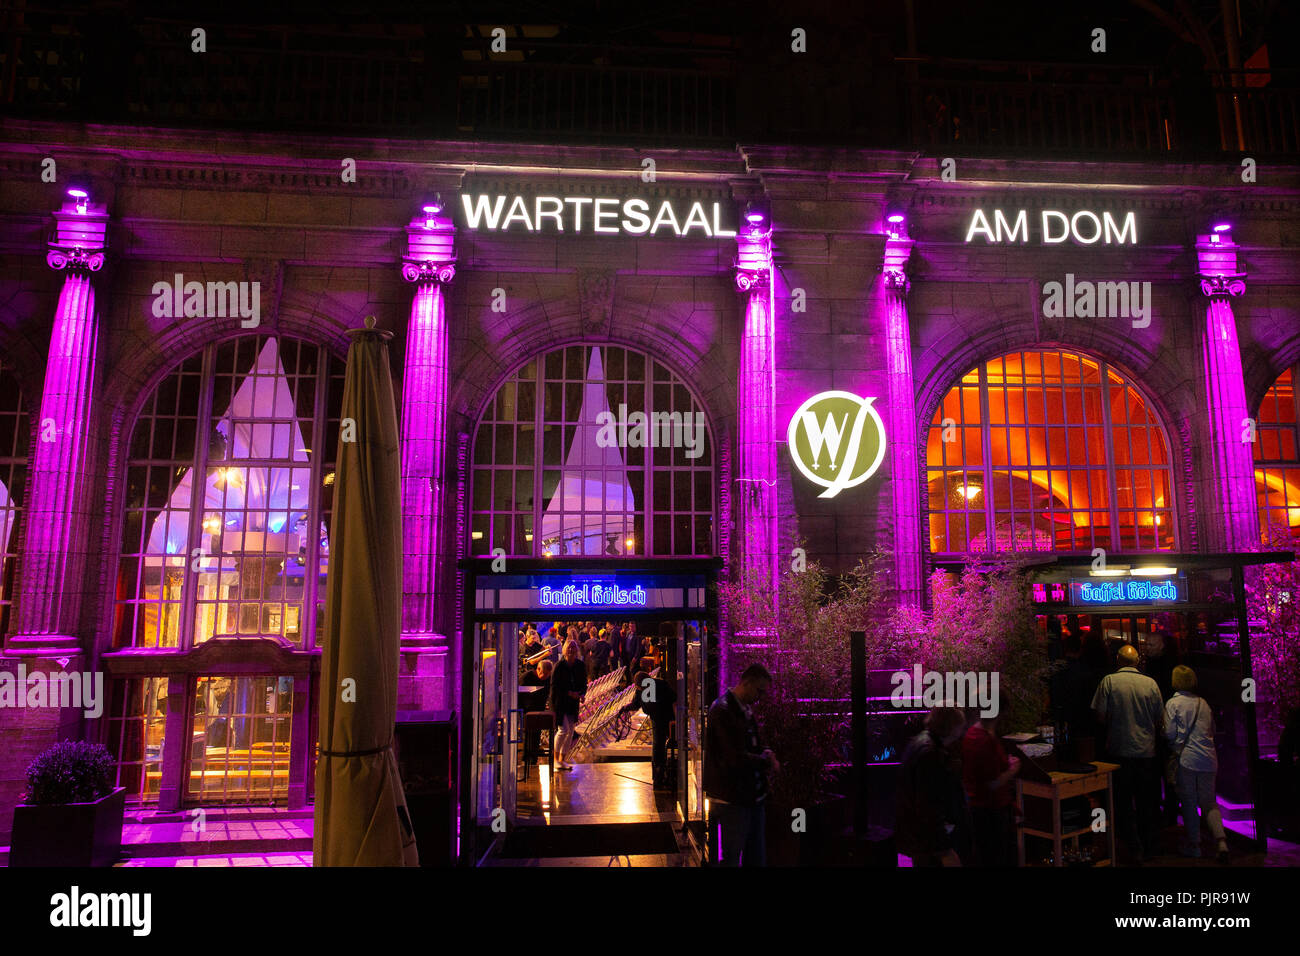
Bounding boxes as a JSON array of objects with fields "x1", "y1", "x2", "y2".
[
  {"x1": 470, "y1": 344, "x2": 715, "y2": 557},
  {"x1": 114, "y1": 336, "x2": 345, "y2": 649},
  {"x1": 1254, "y1": 364, "x2": 1300, "y2": 540},
  {"x1": 0, "y1": 360, "x2": 29, "y2": 636},
  {"x1": 926, "y1": 349, "x2": 1176, "y2": 554}
]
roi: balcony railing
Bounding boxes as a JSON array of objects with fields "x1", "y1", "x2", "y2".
[{"x1": 1, "y1": 12, "x2": 1296, "y2": 154}]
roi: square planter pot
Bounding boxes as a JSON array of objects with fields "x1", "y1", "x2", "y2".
[{"x1": 9, "y1": 788, "x2": 126, "y2": 868}]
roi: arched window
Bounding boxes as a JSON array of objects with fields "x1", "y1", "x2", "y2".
[
  {"x1": 114, "y1": 336, "x2": 345, "y2": 649},
  {"x1": 926, "y1": 349, "x2": 1176, "y2": 554},
  {"x1": 470, "y1": 344, "x2": 715, "y2": 557},
  {"x1": 1254, "y1": 364, "x2": 1300, "y2": 541},
  {"x1": 0, "y1": 360, "x2": 29, "y2": 635}
]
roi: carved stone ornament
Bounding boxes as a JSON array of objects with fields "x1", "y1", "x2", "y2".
[
  {"x1": 883, "y1": 266, "x2": 910, "y2": 296},
  {"x1": 1199, "y1": 273, "x2": 1247, "y2": 298},
  {"x1": 401, "y1": 258, "x2": 457, "y2": 285},
  {"x1": 734, "y1": 269, "x2": 770, "y2": 293},
  {"x1": 577, "y1": 268, "x2": 615, "y2": 334},
  {"x1": 46, "y1": 245, "x2": 104, "y2": 273}
]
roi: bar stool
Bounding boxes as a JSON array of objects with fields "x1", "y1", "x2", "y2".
[{"x1": 522, "y1": 711, "x2": 556, "y2": 781}]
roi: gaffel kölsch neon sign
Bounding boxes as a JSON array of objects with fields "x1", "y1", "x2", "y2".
[
  {"x1": 461, "y1": 194, "x2": 737, "y2": 238},
  {"x1": 537, "y1": 583, "x2": 649, "y2": 608}
]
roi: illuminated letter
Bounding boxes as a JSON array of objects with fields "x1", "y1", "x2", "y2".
[
  {"x1": 1103, "y1": 211, "x2": 1137, "y2": 244},
  {"x1": 649, "y1": 201, "x2": 681, "y2": 236},
  {"x1": 681, "y1": 201, "x2": 712, "y2": 236},
  {"x1": 964, "y1": 209, "x2": 996, "y2": 243},
  {"x1": 500, "y1": 195, "x2": 534, "y2": 231},
  {"x1": 622, "y1": 199, "x2": 651, "y2": 235},
  {"x1": 563, "y1": 197, "x2": 593, "y2": 231},
  {"x1": 535, "y1": 196, "x2": 564, "y2": 231},
  {"x1": 593, "y1": 198, "x2": 620, "y2": 234},
  {"x1": 1041, "y1": 211, "x2": 1069, "y2": 243},
  {"x1": 994, "y1": 210, "x2": 1028, "y2": 243},
  {"x1": 712, "y1": 202, "x2": 736, "y2": 238},
  {"x1": 1071, "y1": 210, "x2": 1102, "y2": 244},
  {"x1": 462, "y1": 194, "x2": 506, "y2": 229}
]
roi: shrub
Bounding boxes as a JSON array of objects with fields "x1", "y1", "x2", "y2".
[{"x1": 24, "y1": 740, "x2": 116, "y2": 805}]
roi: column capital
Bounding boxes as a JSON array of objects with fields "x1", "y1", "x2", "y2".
[
  {"x1": 401, "y1": 258, "x2": 457, "y2": 285},
  {"x1": 1199, "y1": 273, "x2": 1247, "y2": 298},
  {"x1": 47, "y1": 198, "x2": 108, "y2": 274},
  {"x1": 883, "y1": 234, "x2": 913, "y2": 297},
  {"x1": 1195, "y1": 232, "x2": 1245, "y2": 298},
  {"x1": 404, "y1": 205, "x2": 457, "y2": 286},
  {"x1": 734, "y1": 220, "x2": 773, "y2": 293},
  {"x1": 882, "y1": 267, "x2": 910, "y2": 296}
]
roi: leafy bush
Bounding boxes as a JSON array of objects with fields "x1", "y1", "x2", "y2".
[
  {"x1": 1245, "y1": 527, "x2": 1300, "y2": 743},
  {"x1": 24, "y1": 740, "x2": 116, "y2": 805},
  {"x1": 721, "y1": 538, "x2": 899, "y2": 808}
]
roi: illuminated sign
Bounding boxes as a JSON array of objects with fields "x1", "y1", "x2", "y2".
[
  {"x1": 964, "y1": 209, "x2": 1137, "y2": 245},
  {"x1": 787, "y1": 391, "x2": 887, "y2": 499},
  {"x1": 1069, "y1": 579, "x2": 1185, "y2": 606},
  {"x1": 460, "y1": 194, "x2": 736, "y2": 238},
  {"x1": 537, "y1": 583, "x2": 648, "y2": 609}
]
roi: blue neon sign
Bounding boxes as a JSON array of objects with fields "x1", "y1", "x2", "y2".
[
  {"x1": 537, "y1": 583, "x2": 648, "y2": 609},
  {"x1": 1070, "y1": 579, "x2": 1184, "y2": 606}
]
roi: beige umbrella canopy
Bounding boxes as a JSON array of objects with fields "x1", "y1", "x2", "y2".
[{"x1": 313, "y1": 317, "x2": 418, "y2": 866}]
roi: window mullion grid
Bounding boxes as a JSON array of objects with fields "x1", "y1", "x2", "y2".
[
  {"x1": 181, "y1": 345, "x2": 218, "y2": 651},
  {"x1": 532, "y1": 363, "x2": 543, "y2": 557},
  {"x1": 1098, "y1": 362, "x2": 1122, "y2": 552},
  {"x1": 304, "y1": 346, "x2": 328, "y2": 649},
  {"x1": 977, "y1": 362, "x2": 996, "y2": 553}
]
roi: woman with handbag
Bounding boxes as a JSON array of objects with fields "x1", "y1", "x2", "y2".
[{"x1": 1165, "y1": 665, "x2": 1229, "y2": 863}]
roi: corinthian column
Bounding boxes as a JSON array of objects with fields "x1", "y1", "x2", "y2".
[
  {"x1": 1195, "y1": 230, "x2": 1257, "y2": 551},
  {"x1": 397, "y1": 203, "x2": 456, "y2": 708},
  {"x1": 882, "y1": 228, "x2": 922, "y2": 606},
  {"x1": 733, "y1": 214, "x2": 777, "y2": 662},
  {"x1": 6, "y1": 195, "x2": 108, "y2": 657}
]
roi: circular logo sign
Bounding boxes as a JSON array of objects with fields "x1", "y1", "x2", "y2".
[{"x1": 787, "y1": 391, "x2": 887, "y2": 499}]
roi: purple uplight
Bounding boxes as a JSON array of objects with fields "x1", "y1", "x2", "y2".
[
  {"x1": 745, "y1": 209, "x2": 766, "y2": 224},
  {"x1": 886, "y1": 214, "x2": 905, "y2": 224},
  {"x1": 66, "y1": 188, "x2": 89, "y2": 199},
  {"x1": 1212, "y1": 222, "x2": 1231, "y2": 232}
]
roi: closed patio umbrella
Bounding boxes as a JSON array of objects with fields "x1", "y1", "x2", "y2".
[{"x1": 313, "y1": 316, "x2": 418, "y2": 866}]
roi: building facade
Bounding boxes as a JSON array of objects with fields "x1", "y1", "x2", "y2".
[{"x1": 0, "y1": 120, "x2": 1298, "y2": 842}]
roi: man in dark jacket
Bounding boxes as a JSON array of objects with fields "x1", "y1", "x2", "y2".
[
  {"x1": 896, "y1": 706, "x2": 969, "y2": 866},
  {"x1": 704, "y1": 663, "x2": 777, "y2": 866},
  {"x1": 624, "y1": 670, "x2": 678, "y2": 788}
]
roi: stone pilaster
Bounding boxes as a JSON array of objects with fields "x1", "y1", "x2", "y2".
[
  {"x1": 882, "y1": 233, "x2": 923, "y2": 606},
  {"x1": 397, "y1": 205, "x2": 455, "y2": 710},
  {"x1": 1195, "y1": 232, "x2": 1257, "y2": 552},
  {"x1": 6, "y1": 197, "x2": 107, "y2": 658},
  {"x1": 733, "y1": 219, "x2": 777, "y2": 655}
]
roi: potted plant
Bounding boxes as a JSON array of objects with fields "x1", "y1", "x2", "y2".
[{"x1": 9, "y1": 740, "x2": 125, "y2": 867}]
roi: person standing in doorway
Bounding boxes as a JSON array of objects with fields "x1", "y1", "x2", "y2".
[
  {"x1": 705, "y1": 664, "x2": 777, "y2": 866},
  {"x1": 896, "y1": 706, "x2": 969, "y2": 866},
  {"x1": 624, "y1": 669, "x2": 678, "y2": 788},
  {"x1": 550, "y1": 639, "x2": 587, "y2": 771},
  {"x1": 1092, "y1": 643, "x2": 1164, "y2": 863},
  {"x1": 1165, "y1": 665, "x2": 1229, "y2": 863}
]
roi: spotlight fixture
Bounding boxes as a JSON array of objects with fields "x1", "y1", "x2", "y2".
[
  {"x1": 422, "y1": 195, "x2": 443, "y2": 228},
  {"x1": 744, "y1": 202, "x2": 766, "y2": 225},
  {"x1": 67, "y1": 187, "x2": 89, "y2": 213}
]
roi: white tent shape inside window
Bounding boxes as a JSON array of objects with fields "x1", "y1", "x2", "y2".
[
  {"x1": 540, "y1": 347, "x2": 636, "y2": 556},
  {"x1": 145, "y1": 338, "x2": 323, "y2": 574}
]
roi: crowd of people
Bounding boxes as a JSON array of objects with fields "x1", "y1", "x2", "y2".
[
  {"x1": 514, "y1": 620, "x2": 668, "y2": 773},
  {"x1": 894, "y1": 635, "x2": 1231, "y2": 867}
]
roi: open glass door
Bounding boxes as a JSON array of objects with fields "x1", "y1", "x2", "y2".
[{"x1": 473, "y1": 622, "x2": 519, "y2": 830}]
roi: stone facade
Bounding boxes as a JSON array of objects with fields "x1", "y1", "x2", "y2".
[{"x1": 0, "y1": 121, "x2": 1297, "y2": 841}]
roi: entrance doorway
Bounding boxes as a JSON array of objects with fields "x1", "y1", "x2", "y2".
[{"x1": 459, "y1": 557, "x2": 720, "y2": 864}]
